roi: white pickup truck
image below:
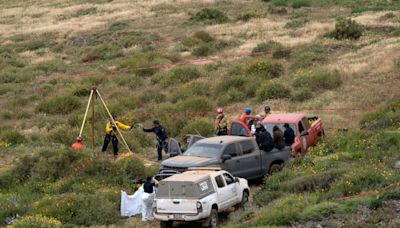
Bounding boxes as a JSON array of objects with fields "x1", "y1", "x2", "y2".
[{"x1": 154, "y1": 168, "x2": 250, "y2": 228}]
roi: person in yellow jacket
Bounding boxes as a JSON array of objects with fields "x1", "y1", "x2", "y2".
[{"x1": 101, "y1": 115, "x2": 133, "y2": 157}]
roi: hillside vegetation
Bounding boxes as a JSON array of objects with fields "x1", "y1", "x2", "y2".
[{"x1": 0, "y1": 0, "x2": 400, "y2": 227}]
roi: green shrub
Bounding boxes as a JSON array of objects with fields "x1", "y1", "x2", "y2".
[
  {"x1": 190, "y1": 8, "x2": 229, "y2": 24},
  {"x1": 114, "y1": 157, "x2": 145, "y2": 179},
  {"x1": 192, "y1": 43, "x2": 212, "y2": 56},
  {"x1": 280, "y1": 170, "x2": 343, "y2": 193},
  {"x1": 33, "y1": 192, "x2": 119, "y2": 226},
  {"x1": 160, "y1": 66, "x2": 203, "y2": 86},
  {"x1": 291, "y1": 88, "x2": 313, "y2": 101},
  {"x1": 69, "y1": 84, "x2": 91, "y2": 97},
  {"x1": 252, "y1": 41, "x2": 283, "y2": 54},
  {"x1": 82, "y1": 75, "x2": 108, "y2": 86},
  {"x1": 176, "y1": 97, "x2": 212, "y2": 112},
  {"x1": 73, "y1": 155, "x2": 121, "y2": 177},
  {"x1": 171, "y1": 82, "x2": 211, "y2": 103},
  {"x1": 46, "y1": 124, "x2": 77, "y2": 145},
  {"x1": 10, "y1": 215, "x2": 62, "y2": 228},
  {"x1": 273, "y1": 48, "x2": 291, "y2": 59},
  {"x1": 181, "y1": 117, "x2": 214, "y2": 137},
  {"x1": 193, "y1": 31, "x2": 214, "y2": 43},
  {"x1": 292, "y1": 69, "x2": 342, "y2": 91},
  {"x1": 379, "y1": 12, "x2": 396, "y2": 21},
  {"x1": 217, "y1": 89, "x2": 246, "y2": 106},
  {"x1": 30, "y1": 149, "x2": 86, "y2": 182},
  {"x1": 138, "y1": 90, "x2": 166, "y2": 104},
  {"x1": 0, "y1": 51, "x2": 26, "y2": 67},
  {"x1": 215, "y1": 76, "x2": 255, "y2": 98},
  {"x1": 254, "y1": 191, "x2": 283, "y2": 207},
  {"x1": 285, "y1": 17, "x2": 309, "y2": 28},
  {"x1": 109, "y1": 21, "x2": 129, "y2": 31},
  {"x1": 112, "y1": 74, "x2": 142, "y2": 89},
  {"x1": 329, "y1": 167, "x2": 389, "y2": 197},
  {"x1": 256, "y1": 82, "x2": 291, "y2": 101},
  {"x1": 237, "y1": 12, "x2": 261, "y2": 21},
  {"x1": 247, "y1": 60, "x2": 284, "y2": 79},
  {"x1": 0, "y1": 66, "x2": 23, "y2": 83},
  {"x1": 32, "y1": 60, "x2": 68, "y2": 76},
  {"x1": 255, "y1": 194, "x2": 318, "y2": 225},
  {"x1": 360, "y1": 98, "x2": 400, "y2": 129},
  {"x1": 36, "y1": 95, "x2": 81, "y2": 114},
  {"x1": 86, "y1": 44, "x2": 123, "y2": 60},
  {"x1": 299, "y1": 202, "x2": 341, "y2": 221},
  {"x1": 292, "y1": 0, "x2": 310, "y2": 8},
  {"x1": 290, "y1": 45, "x2": 327, "y2": 70},
  {"x1": 119, "y1": 52, "x2": 171, "y2": 77},
  {"x1": 378, "y1": 189, "x2": 400, "y2": 201},
  {"x1": 0, "y1": 131, "x2": 26, "y2": 145},
  {"x1": 328, "y1": 17, "x2": 364, "y2": 40}
]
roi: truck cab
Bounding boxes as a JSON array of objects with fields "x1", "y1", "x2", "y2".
[{"x1": 229, "y1": 113, "x2": 324, "y2": 156}]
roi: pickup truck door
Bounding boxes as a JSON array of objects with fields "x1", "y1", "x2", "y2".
[
  {"x1": 214, "y1": 175, "x2": 230, "y2": 209},
  {"x1": 298, "y1": 120, "x2": 309, "y2": 155},
  {"x1": 222, "y1": 173, "x2": 240, "y2": 206},
  {"x1": 237, "y1": 140, "x2": 262, "y2": 179},
  {"x1": 221, "y1": 143, "x2": 242, "y2": 177},
  {"x1": 230, "y1": 121, "x2": 251, "y2": 136}
]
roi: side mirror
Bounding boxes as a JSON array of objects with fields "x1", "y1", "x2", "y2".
[
  {"x1": 221, "y1": 154, "x2": 232, "y2": 162},
  {"x1": 300, "y1": 131, "x2": 309, "y2": 136},
  {"x1": 235, "y1": 177, "x2": 239, "y2": 183}
]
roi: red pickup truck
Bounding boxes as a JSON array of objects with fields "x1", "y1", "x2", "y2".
[{"x1": 229, "y1": 113, "x2": 324, "y2": 156}]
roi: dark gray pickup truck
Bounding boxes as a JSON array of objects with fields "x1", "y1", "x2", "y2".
[{"x1": 160, "y1": 136, "x2": 291, "y2": 180}]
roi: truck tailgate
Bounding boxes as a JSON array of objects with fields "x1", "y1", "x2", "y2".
[{"x1": 156, "y1": 199, "x2": 198, "y2": 214}]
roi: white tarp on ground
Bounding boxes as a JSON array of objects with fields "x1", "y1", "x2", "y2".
[{"x1": 121, "y1": 186, "x2": 144, "y2": 217}]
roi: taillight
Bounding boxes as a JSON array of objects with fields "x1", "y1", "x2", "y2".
[{"x1": 196, "y1": 201, "x2": 203, "y2": 213}]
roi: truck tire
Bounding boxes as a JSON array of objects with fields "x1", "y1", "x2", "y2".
[
  {"x1": 205, "y1": 209, "x2": 218, "y2": 228},
  {"x1": 268, "y1": 163, "x2": 281, "y2": 175},
  {"x1": 241, "y1": 191, "x2": 249, "y2": 207},
  {"x1": 160, "y1": 221, "x2": 173, "y2": 228}
]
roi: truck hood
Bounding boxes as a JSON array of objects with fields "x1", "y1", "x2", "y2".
[{"x1": 161, "y1": 155, "x2": 219, "y2": 168}]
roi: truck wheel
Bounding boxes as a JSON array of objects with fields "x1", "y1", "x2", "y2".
[
  {"x1": 268, "y1": 164, "x2": 281, "y2": 175},
  {"x1": 241, "y1": 191, "x2": 249, "y2": 207},
  {"x1": 160, "y1": 221, "x2": 173, "y2": 228},
  {"x1": 206, "y1": 209, "x2": 218, "y2": 228}
]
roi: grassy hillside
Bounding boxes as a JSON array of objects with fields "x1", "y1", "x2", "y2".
[{"x1": 0, "y1": 0, "x2": 400, "y2": 227}]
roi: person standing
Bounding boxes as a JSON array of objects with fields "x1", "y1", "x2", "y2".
[
  {"x1": 143, "y1": 120, "x2": 168, "y2": 161},
  {"x1": 272, "y1": 125, "x2": 285, "y2": 150},
  {"x1": 239, "y1": 107, "x2": 252, "y2": 124},
  {"x1": 215, "y1": 108, "x2": 229, "y2": 136},
  {"x1": 101, "y1": 115, "x2": 132, "y2": 158},
  {"x1": 283, "y1": 123, "x2": 295, "y2": 146},
  {"x1": 141, "y1": 176, "x2": 159, "y2": 221},
  {"x1": 254, "y1": 122, "x2": 274, "y2": 152}
]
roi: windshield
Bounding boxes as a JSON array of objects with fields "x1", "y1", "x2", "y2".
[
  {"x1": 183, "y1": 143, "x2": 223, "y2": 158},
  {"x1": 264, "y1": 123, "x2": 297, "y2": 136}
]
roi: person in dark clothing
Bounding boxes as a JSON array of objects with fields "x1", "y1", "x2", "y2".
[
  {"x1": 143, "y1": 120, "x2": 168, "y2": 161},
  {"x1": 254, "y1": 123, "x2": 274, "y2": 152},
  {"x1": 283, "y1": 123, "x2": 295, "y2": 146},
  {"x1": 143, "y1": 176, "x2": 158, "y2": 193},
  {"x1": 272, "y1": 125, "x2": 285, "y2": 150}
]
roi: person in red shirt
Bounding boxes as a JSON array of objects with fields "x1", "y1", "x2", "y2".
[{"x1": 239, "y1": 107, "x2": 252, "y2": 124}]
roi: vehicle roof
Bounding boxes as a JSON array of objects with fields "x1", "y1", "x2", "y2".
[
  {"x1": 162, "y1": 170, "x2": 222, "y2": 182},
  {"x1": 262, "y1": 113, "x2": 305, "y2": 124},
  {"x1": 197, "y1": 136, "x2": 251, "y2": 145}
]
